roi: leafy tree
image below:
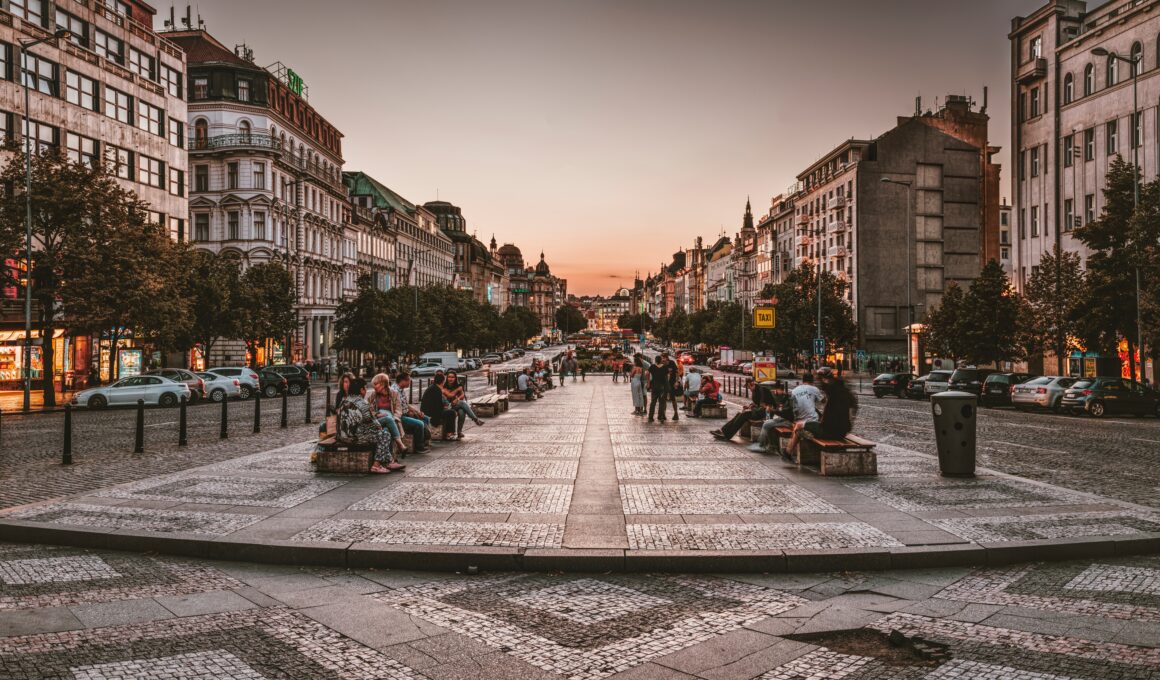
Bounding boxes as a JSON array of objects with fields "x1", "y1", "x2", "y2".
[
  {"x1": 182, "y1": 250, "x2": 242, "y2": 364},
  {"x1": 1023, "y1": 247, "x2": 1086, "y2": 373},
  {"x1": 236, "y1": 262, "x2": 297, "y2": 367},
  {"x1": 662, "y1": 308, "x2": 690, "y2": 344},
  {"x1": 760, "y1": 265, "x2": 857, "y2": 358},
  {"x1": 555, "y1": 305, "x2": 587, "y2": 335},
  {"x1": 502, "y1": 306, "x2": 541, "y2": 346},
  {"x1": 923, "y1": 282, "x2": 966, "y2": 360},
  {"x1": 334, "y1": 273, "x2": 391, "y2": 360},
  {"x1": 700, "y1": 301, "x2": 743, "y2": 348},
  {"x1": 616, "y1": 312, "x2": 653, "y2": 334},
  {"x1": 956, "y1": 260, "x2": 1027, "y2": 365}
]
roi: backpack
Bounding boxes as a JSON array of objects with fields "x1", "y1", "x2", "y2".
[{"x1": 335, "y1": 398, "x2": 364, "y2": 445}]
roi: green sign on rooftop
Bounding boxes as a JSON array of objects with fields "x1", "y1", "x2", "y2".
[{"x1": 287, "y1": 68, "x2": 305, "y2": 96}]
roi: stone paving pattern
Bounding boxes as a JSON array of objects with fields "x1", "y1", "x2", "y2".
[{"x1": 0, "y1": 543, "x2": 1157, "y2": 678}]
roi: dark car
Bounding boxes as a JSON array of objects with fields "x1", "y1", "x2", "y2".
[
  {"x1": 144, "y1": 368, "x2": 205, "y2": 402},
  {"x1": 1060, "y1": 377, "x2": 1160, "y2": 417},
  {"x1": 257, "y1": 369, "x2": 289, "y2": 398},
  {"x1": 264, "y1": 364, "x2": 310, "y2": 395},
  {"x1": 872, "y1": 373, "x2": 913, "y2": 398},
  {"x1": 906, "y1": 375, "x2": 929, "y2": 400},
  {"x1": 979, "y1": 372, "x2": 1036, "y2": 407},
  {"x1": 948, "y1": 368, "x2": 999, "y2": 395}
]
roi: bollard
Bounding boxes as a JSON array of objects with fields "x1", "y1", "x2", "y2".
[
  {"x1": 134, "y1": 399, "x2": 145, "y2": 453},
  {"x1": 0, "y1": 406, "x2": 3, "y2": 443},
  {"x1": 253, "y1": 388, "x2": 262, "y2": 434},
  {"x1": 62, "y1": 403, "x2": 72, "y2": 465},
  {"x1": 281, "y1": 390, "x2": 288, "y2": 428},
  {"x1": 304, "y1": 386, "x2": 312, "y2": 424},
  {"x1": 221, "y1": 394, "x2": 229, "y2": 439},
  {"x1": 326, "y1": 385, "x2": 332, "y2": 415},
  {"x1": 178, "y1": 395, "x2": 188, "y2": 446}
]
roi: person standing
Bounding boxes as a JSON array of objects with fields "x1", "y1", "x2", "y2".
[
  {"x1": 647, "y1": 354, "x2": 672, "y2": 423},
  {"x1": 630, "y1": 354, "x2": 647, "y2": 415},
  {"x1": 666, "y1": 354, "x2": 682, "y2": 421}
]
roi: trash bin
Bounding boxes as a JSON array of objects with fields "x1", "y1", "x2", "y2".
[{"x1": 930, "y1": 391, "x2": 977, "y2": 477}]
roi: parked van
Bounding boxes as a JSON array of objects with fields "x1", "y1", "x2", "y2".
[{"x1": 418, "y1": 352, "x2": 459, "y2": 370}]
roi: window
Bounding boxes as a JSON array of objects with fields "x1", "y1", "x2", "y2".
[
  {"x1": 238, "y1": 120, "x2": 250, "y2": 139},
  {"x1": 10, "y1": 0, "x2": 46, "y2": 27},
  {"x1": 1064, "y1": 73, "x2": 1074, "y2": 103},
  {"x1": 1131, "y1": 42, "x2": 1143, "y2": 77},
  {"x1": 1019, "y1": 210, "x2": 1026, "y2": 240},
  {"x1": 194, "y1": 213, "x2": 209, "y2": 241},
  {"x1": 0, "y1": 111, "x2": 12, "y2": 141},
  {"x1": 160, "y1": 64, "x2": 182, "y2": 98},
  {"x1": 171, "y1": 216, "x2": 185, "y2": 243},
  {"x1": 104, "y1": 87, "x2": 131, "y2": 124},
  {"x1": 1085, "y1": 193, "x2": 1095, "y2": 224},
  {"x1": 1107, "y1": 120, "x2": 1118, "y2": 154},
  {"x1": 21, "y1": 53, "x2": 58, "y2": 96},
  {"x1": 1132, "y1": 111, "x2": 1142, "y2": 149},
  {"x1": 136, "y1": 100, "x2": 163, "y2": 135},
  {"x1": 167, "y1": 118, "x2": 183, "y2": 148},
  {"x1": 93, "y1": 30, "x2": 123, "y2": 65},
  {"x1": 137, "y1": 156, "x2": 163, "y2": 188},
  {"x1": 1001, "y1": 246, "x2": 1010, "y2": 260},
  {"x1": 0, "y1": 42, "x2": 10, "y2": 81},
  {"x1": 65, "y1": 132, "x2": 98, "y2": 167},
  {"x1": 193, "y1": 165, "x2": 208, "y2": 192},
  {"x1": 168, "y1": 167, "x2": 184, "y2": 196},
  {"x1": 252, "y1": 162, "x2": 265, "y2": 189},
  {"x1": 1031, "y1": 146, "x2": 1040, "y2": 177},
  {"x1": 1031, "y1": 206, "x2": 1039, "y2": 237},
  {"x1": 103, "y1": 145, "x2": 131, "y2": 179},
  {"x1": 55, "y1": 11, "x2": 89, "y2": 48},
  {"x1": 64, "y1": 71, "x2": 97, "y2": 110},
  {"x1": 103, "y1": 0, "x2": 131, "y2": 15},
  {"x1": 1084, "y1": 64, "x2": 1095, "y2": 95},
  {"x1": 192, "y1": 118, "x2": 208, "y2": 148},
  {"x1": 1064, "y1": 199, "x2": 1074, "y2": 232},
  {"x1": 1064, "y1": 134, "x2": 1075, "y2": 167},
  {"x1": 23, "y1": 119, "x2": 57, "y2": 152},
  {"x1": 1030, "y1": 36, "x2": 1042, "y2": 60},
  {"x1": 1107, "y1": 55, "x2": 1118, "y2": 87},
  {"x1": 192, "y1": 77, "x2": 208, "y2": 99},
  {"x1": 1030, "y1": 87, "x2": 1040, "y2": 117},
  {"x1": 128, "y1": 48, "x2": 155, "y2": 81},
  {"x1": 227, "y1": 211, "x2": 239, "y2": 240},
  {"x1": 237, "y1": 78, "x2": 250, "y2": 102},
  {"x1": 1084, "y1": 128, "x2": 1095, "y2": 160},
  {"x1": 227, "y1": 162, "x2": 238, "y2": 189},
  {"x1": 253, "y1": 211, "x2": 266, "y2": 240}
]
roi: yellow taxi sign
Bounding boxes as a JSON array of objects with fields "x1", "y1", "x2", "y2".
[{"x1": 753, "y1": 306, "x2": 776, "y2": 329}]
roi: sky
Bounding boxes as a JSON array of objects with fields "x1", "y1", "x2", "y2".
[{"x1": 165, "y1": 0, "x2": 1050, "y2": 295}]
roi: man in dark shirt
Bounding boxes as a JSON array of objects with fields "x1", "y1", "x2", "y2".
[
  {"x1": 805, "y1": 369, "x2": 857, "y2": 439},
  {"x1": 712, "y1": 378, "x2": 772, "y2": 440},
  {"x1": 665, "y1": 354, "x2": 681, "y2": 421},
  {"x1": 420, "y1": 374, "x2": 458, "y2": 440},
  {"x1": 646, "y1": 354, "x2": 672, "y2": 423}
]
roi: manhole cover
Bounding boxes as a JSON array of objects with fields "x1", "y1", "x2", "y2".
[{"x1": 784, "y1": 628, "x2": 951, "y2": 668}]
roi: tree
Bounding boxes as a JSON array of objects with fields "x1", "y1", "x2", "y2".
[
  {"x1": 334, "y1": 273, "x2": 391, "y2": 360},
  {"x1": 555, "y1": 305, "x2": 587, "y2": 335},
  {"x1": 924, "y1": 282, "x2": 967, "y2": 360},
  {"x1": 236, "y1": 263, "x2": 297, "y2": 366},
  {"x1": 1023, "y1": 247, "x2": 1086, "y2": 373},
  {"x1": 183, "y1": 250, "x2": 242, "y2": 364},
  {"x1": 938, "y1": 261, "x2": 1027, "y2": 366},
  {"x1": 502, "y1": 306, "x2": 541, "y2": 347},
  {"x1": 616, "y1": 312, "x2": 653, "y2": 334},
  {"x1": 760, "y1": 265, "x2": 857, "y2": 359}
]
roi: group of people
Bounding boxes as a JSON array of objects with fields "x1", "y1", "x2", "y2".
[
  {"x1": 709, "y1": 367, "x2": 857, "y2": 459},
  {"x1": 515, "y1": 363, "x2": 557, "y2": 400},
  {"x1": 327, "y1": 369, "x2": 485, "y2": 474},
  {"x1": 623, "y1": 351, "x2": 724, "y2": 422}
]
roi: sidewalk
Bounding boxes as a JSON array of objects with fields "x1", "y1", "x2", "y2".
[{"x1": 0, "y1": 390, "x2": 72, "y2": 413}]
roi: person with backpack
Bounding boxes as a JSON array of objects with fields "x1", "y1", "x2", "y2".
[{"x1": 335, "y1": 377, "x2": 404, "y2": 474}]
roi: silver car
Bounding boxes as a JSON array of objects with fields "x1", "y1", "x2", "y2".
[
  {"x1": 206, "y1": 366, "x2": 261, "y2": 400},
  {"x1": 923, "y1": 370, "x2": 953, "y2": 397},
  {"x1": 1011, "y1": 375, "x2": 1077, "y2": 412},
  {"x1": 197, "y1": 372, "x2": 242, "y2": 402},
  {"x1": 72, "y1": 375, "x2": 191, "y2": 409}
]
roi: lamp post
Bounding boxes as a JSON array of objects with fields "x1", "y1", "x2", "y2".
[
  {"x1": 1091, "y1": 48, "x2": 1145, "y2": 383},
  {"x1": 881, "y1": 177, "x2": 914, "y2": 374},
  {"x1": 18, "y1": 30, "x2": 70, "y2": 413}
]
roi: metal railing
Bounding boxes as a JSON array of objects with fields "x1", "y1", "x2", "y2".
[{"x1": 189, "y1": 134, "x2": 283, "y2": 153}]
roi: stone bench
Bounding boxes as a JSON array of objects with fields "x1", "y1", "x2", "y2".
[
  {"x1": 797, "y1": 432, "x2": 877, "y2": 476},
  {"x1": 471, "y1": 394, "x2": 503, "y2": 417},
  {"x1": 699, "y1": 403, "x2": 728, "y2": 419}
]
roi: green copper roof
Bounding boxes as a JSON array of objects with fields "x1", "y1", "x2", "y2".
[{"x1": 342, "y1": 171, "x2": 416, "y2": 214}]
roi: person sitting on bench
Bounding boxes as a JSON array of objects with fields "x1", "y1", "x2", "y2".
[
  {"x1": 517, "y1": 368, "x2": 536, "y2": 400},
  {"x1": 753, "y1": 381, "x2": 794, "y2": 453},
  {"x1": 334, "y1": 377, "x2": 404, "y2": 474},
  {"x1": 804, "y1": 368, "x2": 857, "y2": 440},
  {"x1": 711, "y1": 378, "x2": 771, "y2": 440},
  {"x1": 421, "y1": 373, "x2": 459, "y2": 441},
  {"x1": 691, "y1": 373, "x2": 721, "y2": 417},
  {"x1": 392, "y1": 373, "x2": 431, "y2": 454},
  {"x1": 787, "y1": 372, "x2": 825, "y2": 459}
]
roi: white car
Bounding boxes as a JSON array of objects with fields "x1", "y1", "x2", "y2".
[
  {"x1": 72, "y1": 375, "x2": 191, "y2": 409},
  {"x1": 206, "y1": 366, "x2": 261, "y2": 400},
  {"x1": 1011, "y1": 376, "x2": 1078, "y2": 412},
  {"x1": 410, "y1": 361, "x2": 442, "y2": 377},
  {"x1": 923, "y1": 370, "x2": 953, "y2": 397},
  {"x1": 197, "y1": 371, "x2": 242, "y2": 402}
]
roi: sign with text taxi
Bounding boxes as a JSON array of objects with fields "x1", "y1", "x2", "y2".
[{"x1": 753, "y1": 306, "x2": 776, "y2": 329}]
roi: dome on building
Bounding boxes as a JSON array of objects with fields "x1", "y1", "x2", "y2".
[
  {"x1": 497, "y1": 243, "x2": 523, "y2": 259},
  {"x1": 534, "y1": 251, "x2": 551, "y2": 276}
]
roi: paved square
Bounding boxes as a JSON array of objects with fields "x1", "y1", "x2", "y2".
[
  {"x1": 612, "y1": 444, "x2": 751, "y2": 459},
  {"x1": 292, "y1": 519, "x2": 565, "y2": 548},
  {"x1": 448, "y1": 443, "x2": 583, "y2": 458},
  {"x1": 615, "y1": 460, "x2": 782, "y2": 480},
  {"x1": 351, "y1": 482, "x2": 573, "y2": 513},
  {"x1": 470, "y1": 430, "x2": 585, "y2": 443},
  {"x1": 5, "y1": 503, "x2": 264, "y2": 535},
  {"x1": 410, "y1": 459, "x2": 578, "y2": 479},
  {"x1": 92, "y1": 474, "x2": 346, "y2": 508},
  {"x1": 0, "y1": 554, "x2": 121, "y2": 586},
  {"x1": 627, "y1": 522, "x2": 904, "y2": 550},
  {"x1": 931, "y1": 511, "x2": 1160, "y2": 542},
  {"x1": 845, "y1": 478, "x2": 1090, "y2": 511},
  {"x1": 376, "y1": 573, "x2": 805, "y2": 679},
  {"x1": 620, "y1": 484, "x2": 840, "y2": 514}
]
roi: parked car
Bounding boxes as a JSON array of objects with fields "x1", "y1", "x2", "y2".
[
  {"x1": 481, "y1": 353, "x2": 502, "y2": 365},
  {"x1": 739, "y1": 362, "x2": 753, "y2": 375},
  {"x1": 906, "y1": 375, "x2": 929, "y2": 399},
  {"x1": 197, "y1": 372, "x2": 241, "y2": 402},
  {"x1": 511, "y1": 349, "x2": 525, "y2": 357},
  {"x1": 257, "y1": 369, "x2": 289, "y2": 398},
  {"x1": 72, "y1": 375, "x2": 190, "y2": 409},
  {"x1": 410, "y1": 361, "x2": 443, "y2": 377},
  {"x1": 145, "y1": 368, "x2": 205, "y2": 403},
  {"x1": 980, "y1": 372, "x2": 1036, "y2": 407},
  {"x1": 263, "y1": 364, "x2": 310, "y2": 395},
  {"x1": 1060, "y1": 377, "x2": 1160, "y2": 417},
  {"x1": 923, "y1": 370, "x2": 953, "y2": 398},
  {"x1": 947, "y1": 367, "x2": 999, "y2": 396},
  {"x1": 1011, "y1": 375, "x2": 1076, "y2": 412},
  {"x1": 206, "y1": 366, "x2": 261, "y2": 400},
  {"x1": 872, "y1": 373, "x2": 913, "y2": 398},
  {"x1": 778, "y1": 369, "x2": 798, "y2": 381},
  {"x1": 464, "y1": 358, "x2": 481, "y2": 370}
]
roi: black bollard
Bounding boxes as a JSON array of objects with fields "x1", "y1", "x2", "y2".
[
  {"x1": 178, "y1": 395, "x2": 188, "y2": 446},
  {"x1": 134, "y1": 399, "x2": 145, "y2": 453},
  {"x1": 253, "y1": 388, "x2": 262, "y2": 434},
  {"x1": 0, "y1": 406, "x2": 3, "y2": 443},
  {"x1": 62, "y1": 403, "x2": 72, "y2": 465},
  {"x1": 326, "y1": 385, "x2": 332, "y2": 415},
  {"x1": 304, "y1": 386, "x2": 312, "y2": 424},
  {"x1": 281, "y1": 390, "x2": 288, "y2": 429},
  {"x1": 221, "y1": 394, "x2": 229, "y2": 439}
]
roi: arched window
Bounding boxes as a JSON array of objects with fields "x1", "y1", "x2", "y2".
[
  {"x1": 238, "y1": 120, "x2": 251, "y2": 140},
  {"x1": 1084, "y1": 63, "x2": 1095, "y2": 95},
  {"x1": 1064, "y1": 73, "x2": 1074, "y2": 104},
  {"x1": 1108, "y1": 54, "x2": 1119, "y2": 87},
  {"x1": 193, "y1": 118, "x2": 208, "y2": 148},
  {"x1": 1131, "y1": 42, "x2": 1143, "y2": 77}
]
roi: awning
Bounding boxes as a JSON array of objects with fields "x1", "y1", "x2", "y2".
[{"x1": 0, "y1": 329, "x2": 66, "y2": 342}]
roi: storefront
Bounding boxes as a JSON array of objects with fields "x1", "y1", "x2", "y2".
[{"x1": 0, "y1": 329, "x2": 68, "y2": 391}]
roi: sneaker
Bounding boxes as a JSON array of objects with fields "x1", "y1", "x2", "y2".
[
  {"x1": 474, "y1": 419, "x2": 485, "y2": 426},
  {"x1": 672, "y1": 415, "x2": 679, "y2": 421},
  {"x1": 370, "y1": 463, "x2": 391, "y2": 474},
  {"x1": 658, "y1": 417, "x2": 667, "y2": 423},
  {"x1": 457, "y1": 433, "x2": 465, "y2": 440},
  {"x1": 387, "y1": 462, "x2": 406, "y2": 470},
  {"x1": 711, "y1": 430, "x2": 729, "y2": 441},
  {"x1": 747, "y1": 444, "x2": 766, "y2": 453}
]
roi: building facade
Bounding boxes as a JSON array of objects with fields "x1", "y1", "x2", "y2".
[
  {"x1": 424, "y1": 201, "x2": 506, "y2": 309},
  {"x1": 0, "y1": 0, "x2": 188, "y2": 386}
]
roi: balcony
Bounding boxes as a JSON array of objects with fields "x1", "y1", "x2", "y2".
[
  {"x1": 1016, "y1": 57, "x2": 1048, "y2": 84},
  {"x1": 829, "y1": 220, "x2": 848, "y2": 234},
  {"x1": 796, "y1": 214, "x2": 810, "y2": 226},
  {"x1": 832, "y1": 195, "x2": 848, "y2": 209},
  {"x1": 828, "y1": 246, "x2": 847, "y2": 258},
  {"x1": 799, "y1": 235, "x2": 812, "y2": 247},
  {"x1": 189, "y1": 134, "x2": 283, "y2": 154}
]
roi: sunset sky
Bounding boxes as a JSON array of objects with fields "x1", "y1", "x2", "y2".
[{"x1": 168, "y1": 0, "x2": 1049, "y2": 295}]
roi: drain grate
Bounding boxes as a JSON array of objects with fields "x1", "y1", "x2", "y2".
[{"x1": 784, "y1": 628, "x2": 951, "y2": 668}]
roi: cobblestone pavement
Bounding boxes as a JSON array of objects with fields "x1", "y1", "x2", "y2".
[{"x1": 0, "y1": 543, "x2": 1156, "y2": 678}]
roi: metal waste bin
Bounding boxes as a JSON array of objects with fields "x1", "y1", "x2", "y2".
[{"x1": 930, "y1": 391, "x2": 977, "y2": 477}]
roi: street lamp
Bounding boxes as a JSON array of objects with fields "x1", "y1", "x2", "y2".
[
  {"x1": 19, "y1": 29, "x2": 70, "y2": 412},
  {"x1": 1092, "y1": 47, "x2": 1146, "y2": 383},
  {"x1": 881, "y1": 177, "x2": 914, "y2": 374}
]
